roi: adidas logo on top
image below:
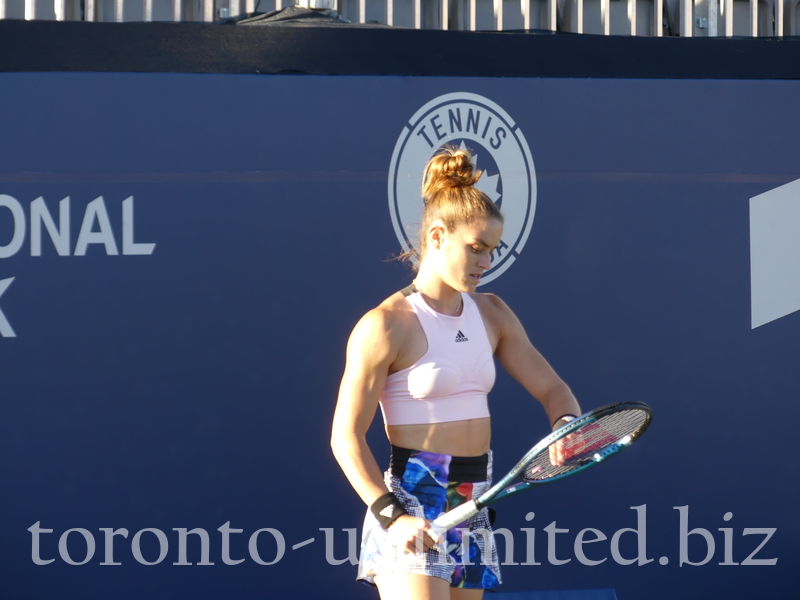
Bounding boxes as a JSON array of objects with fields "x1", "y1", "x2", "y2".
[
  {"x1": 455, "y1": 330, "x2": 469, "y2": 343},
  {"x1": 379, "y1": 505, "x2": 395, "y2": 519}
]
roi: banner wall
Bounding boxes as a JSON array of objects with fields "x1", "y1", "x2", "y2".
[{"x1": 0, "y1": 73, "x2": 797, "y2": 600}]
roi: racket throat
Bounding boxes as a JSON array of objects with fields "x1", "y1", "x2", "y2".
[
  {"x1": 500, "y1": 481, "x2": 535, "y2": 499},
  {"x1": 431, "y1": 499, "x2": 481, "y2": 533}
]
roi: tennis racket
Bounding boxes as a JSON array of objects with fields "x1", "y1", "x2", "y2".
[{"x1": 429, "y1": 401, "x2": 651, "y2": 538}]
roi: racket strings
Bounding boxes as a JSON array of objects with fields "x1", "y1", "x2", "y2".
[{"x1": 522, "y1": 408, "x2": 650, "y2": 482}]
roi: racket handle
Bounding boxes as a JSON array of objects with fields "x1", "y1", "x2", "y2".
[{"x1": 428, "y1": 499, "x2": 480, "y2": 540}]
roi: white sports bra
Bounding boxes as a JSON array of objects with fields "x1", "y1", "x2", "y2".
[{"x1": 379, "y1": 291, "x2": 495, "y2": 426}]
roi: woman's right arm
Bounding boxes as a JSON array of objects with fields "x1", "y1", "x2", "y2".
[
  {"x1": 331, "y1": 307, "x2": 397, "y2": 506},
  {"x1": 331, "y1": 307, "x2": 436, "y2": 552}
]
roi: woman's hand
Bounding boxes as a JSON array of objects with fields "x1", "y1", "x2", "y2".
[
  {"x1": 549, "y1": 432, "x2": 586, "y2": 466},
  {"x1": 550, "y1": 422, "x2": 618, "y2": 466},
  {"x1": 387, "y1": 515, "x2": 438, "y2": 554}
]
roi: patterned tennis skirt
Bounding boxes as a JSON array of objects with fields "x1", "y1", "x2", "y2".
[{"x1": 357, "y1": 445, "x2": 502, "y2": 589}]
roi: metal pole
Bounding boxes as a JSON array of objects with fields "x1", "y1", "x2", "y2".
[
  {"x1": 654, "y1": 0, "x2": 663, "y2": 35},
  {"x1": 628, "y1": 0, "x2": 637, "y2": 34},
  {"x1": 681, "y1": 0, "x2": 692, "y2": 35},
  {"x1": 723, "y1": 0, "x2": 732, "y2": 33},
  {"x1": 494, "y1": 0, "x2": 503, "y2": 29}
]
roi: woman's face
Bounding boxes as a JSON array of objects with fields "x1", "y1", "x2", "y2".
[{"x1": 432, "y1": 217, "x2": 504, "y2": 292}]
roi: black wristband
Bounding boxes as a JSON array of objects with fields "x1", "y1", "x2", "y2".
[
  {"x1": 552, "y1": 413, "x2": 578, "y2": 431},
  {"x1": 370, "y1": 492, "x2": 409, "y2": 530}
]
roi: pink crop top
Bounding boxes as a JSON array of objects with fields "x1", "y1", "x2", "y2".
[{"x1": 379, "y1": 291, "x2": 495, "y2": 426}]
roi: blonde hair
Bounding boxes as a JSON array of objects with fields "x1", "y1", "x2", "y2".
[{"x1": 416, "y1": 146, "x2": 503, "y2": 258}]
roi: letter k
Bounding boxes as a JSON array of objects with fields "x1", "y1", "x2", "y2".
[{"x1": 0, "y1": 277, "x2": 17, "y2": 338}]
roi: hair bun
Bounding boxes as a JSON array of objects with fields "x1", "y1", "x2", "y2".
[{"x1": 422, "y1": 148, "x2": 482, "y2": 201}]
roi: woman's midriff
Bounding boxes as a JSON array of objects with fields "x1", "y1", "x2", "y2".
[{"x1": 385, "y1": 417, "x2": 491, "y2": 457}]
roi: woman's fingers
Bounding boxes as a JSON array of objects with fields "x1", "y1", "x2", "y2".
[
  {"x1": 550, "y1": 432, "x2": 587, "y2": 466},
  {"x1": 388, "y1": 516, "x2": 437, "y2": 553}
]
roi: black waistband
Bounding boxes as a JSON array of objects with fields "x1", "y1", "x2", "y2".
[{"x1": 389, "y1": 445, "x2": 489, "y2": 483}]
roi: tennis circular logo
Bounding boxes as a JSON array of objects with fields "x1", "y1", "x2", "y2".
[{"x1": 388, "y1": 92, "x2": 536, "y2": 286}]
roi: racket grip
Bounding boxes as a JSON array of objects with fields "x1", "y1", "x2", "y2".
[{"x1": 429, "y1": 499, "x2": 480, "y2": 539}]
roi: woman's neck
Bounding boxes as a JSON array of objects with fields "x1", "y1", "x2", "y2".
[{"x1": 412, "y1": 269, "x2": 462, "y2": 316}]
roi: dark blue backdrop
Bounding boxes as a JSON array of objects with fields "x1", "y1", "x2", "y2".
[{"x1": 0, "y1": 73, "x2": 797, "y2": 599}]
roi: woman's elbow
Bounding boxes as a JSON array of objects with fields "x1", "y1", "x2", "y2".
[{"x1": 330, "y1": 426, "x2": 358, "y2": 461}]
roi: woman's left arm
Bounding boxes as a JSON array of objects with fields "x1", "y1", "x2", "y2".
[{"x1": 482, "y1": 294, "x2": 581, "y2": 427}]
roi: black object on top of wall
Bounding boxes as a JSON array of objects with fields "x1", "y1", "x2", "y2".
[{"x1": 0, "y1": 15, "x2": 799, "y2": 79}]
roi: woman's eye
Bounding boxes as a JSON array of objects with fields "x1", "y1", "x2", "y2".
[{"x1": 471, "y1": 246, "x2": 481, "y2": 253}]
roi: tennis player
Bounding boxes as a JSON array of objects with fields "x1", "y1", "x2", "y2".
[{"x1": 331, "y1": 147, "x2": 581, "y2": 600}]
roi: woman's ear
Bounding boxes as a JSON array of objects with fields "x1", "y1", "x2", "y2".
[{"x1": 428, "y1": 221, "x2": 445, "y2": 251}]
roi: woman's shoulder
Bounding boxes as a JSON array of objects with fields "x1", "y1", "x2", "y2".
[
  {"x1": 469, "y1": 291, "x2": 507, "y2": 314},
  {"x1": 468, "y1": 292, "x2": 516, "y2": 330},
  {"x1": 351, "y1": 290, "x2": 416, "y2": 338},
  {"x1": 379, "y1": 288, "x2": 414, "y2": 310},
  {"x1": 376, "y1": 290, "x2": 418, "y2": 325}
]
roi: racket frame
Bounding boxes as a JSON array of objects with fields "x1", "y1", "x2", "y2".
[{"x1": 429, "y1": 401, "x2": 651, "y2": 534}]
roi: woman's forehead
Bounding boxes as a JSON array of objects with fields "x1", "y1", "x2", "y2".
[{"x1": 456, "y1": 217, "x2": 503, "y2": 239}]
